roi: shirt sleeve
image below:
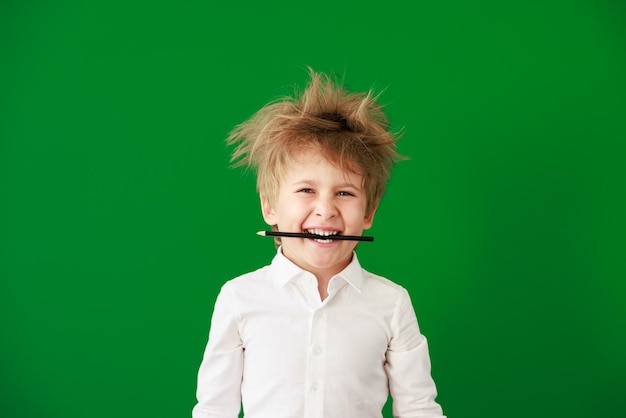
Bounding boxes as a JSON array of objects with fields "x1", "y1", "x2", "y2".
[
  {"x1": 192, "y1": 282, "x2": 243, "y2": 418},
  {"x1": 385, "y1": 287, "x2": 446, "y2": 418}
]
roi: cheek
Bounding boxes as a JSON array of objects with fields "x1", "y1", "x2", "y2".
[
  {"x1": 346, "y1": 207, "x2": 369, "y2": 227},
  {"x1": 275, "y1": 198, "x2": 308, "y2": 222}
]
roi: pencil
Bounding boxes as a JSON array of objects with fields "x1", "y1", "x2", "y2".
[{"x1": 256, "y1": 231, "x2": 374, "y2": 242}]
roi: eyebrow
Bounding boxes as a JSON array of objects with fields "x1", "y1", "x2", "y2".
[{"x1": 290, "y1": 180, "x2": 362, "y2": 191}]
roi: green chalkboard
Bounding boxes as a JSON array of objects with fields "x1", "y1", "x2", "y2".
[{"x1": 1, "y1": 1, "x2": 625, "y2": 417}]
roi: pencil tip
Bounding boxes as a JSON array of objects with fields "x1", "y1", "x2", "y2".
[{"x1": 256, "y1": 231, "x2": 265, "y2": 236}]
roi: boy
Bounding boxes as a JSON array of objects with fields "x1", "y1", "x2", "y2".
[{"x1": 192, "y1": 69, "x2": 445, "y2": 418}]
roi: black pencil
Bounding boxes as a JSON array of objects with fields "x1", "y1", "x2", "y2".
[{"x1": 256, "y1": 231, "x2": 374, "y2": 242}]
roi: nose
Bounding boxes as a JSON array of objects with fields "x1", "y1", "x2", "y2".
[{"x1": 314, "y1": 195, "x2": 338, "y2": 219}]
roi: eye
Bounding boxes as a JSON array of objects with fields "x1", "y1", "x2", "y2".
[
  {"x1": 297, "y1": 188, "x2": 313, "y2": 193},
  {"x1": 337, "y1": 191, "x2": 355, "y2": 197}
]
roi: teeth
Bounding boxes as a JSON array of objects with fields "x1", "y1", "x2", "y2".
[{"x1": 307, "y1": 228, "x2": 338, "y2": 236}]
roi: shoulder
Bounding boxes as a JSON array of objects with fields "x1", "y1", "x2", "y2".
[
  {"x1": 361, "y1": 269, "x2": 407, "y2": 294},
  {"x1": 217, "y1": 264, "x2": 277, "y2": 305},
  {"x1": 222, "y1": 264, "x2": 271, "y2": 290},
  {"x1": 359, "y1": 268, "x2": 412, "y2": 306}
]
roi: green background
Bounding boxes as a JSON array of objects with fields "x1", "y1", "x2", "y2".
[{"x1": 1, "y1": 1, "x2": 625, "y2": 417}]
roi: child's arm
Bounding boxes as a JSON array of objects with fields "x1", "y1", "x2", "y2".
[
  {"x1": 192, "y1": 282, "x2": 243, "y2": 418},
  {"x1": 385, "y1": 288, "x2": 446, "y2": 418}
]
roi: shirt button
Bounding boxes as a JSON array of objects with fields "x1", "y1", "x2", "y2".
[
  {"x1": 310, "y1": 382, "x2": 319, "y2": 391},
  {"x1": 314, "y1": 310, "x2": 323, "y2": 319},
  {"x1": 313, "y1": 345, "x2": 322, "y2": 355}
]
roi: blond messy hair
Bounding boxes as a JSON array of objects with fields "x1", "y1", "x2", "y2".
[{"x1": 227, "y1": 68, "x2": 404, "y2": 216}]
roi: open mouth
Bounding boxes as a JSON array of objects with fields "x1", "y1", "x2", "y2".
[{"x1": 305, "y1": 228, "x2": 340, "y2": 243}]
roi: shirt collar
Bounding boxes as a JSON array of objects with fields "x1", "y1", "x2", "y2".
[{"x1": 270, "y1": 246, "x2": 364, "y2": 293}]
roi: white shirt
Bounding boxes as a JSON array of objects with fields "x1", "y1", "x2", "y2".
[{"x1": 192, "y1": 248, "x2": 445, "y2": 418}]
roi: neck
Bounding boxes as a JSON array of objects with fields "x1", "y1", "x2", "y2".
[{"x1": 316, "y1": 276, "x2": 331, "y2": 301}]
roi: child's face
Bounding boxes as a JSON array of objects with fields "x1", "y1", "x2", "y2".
[{"x1": 261, "y1": 150, "x2": 376, "y2": 281}]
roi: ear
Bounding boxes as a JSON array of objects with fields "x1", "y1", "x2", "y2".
[
  {"x1": 260, "y1": 194, "x2": 277, "y2": 226},
  {"x1": 363, "y1": 202, "x2": 379, "y2": 230}
]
